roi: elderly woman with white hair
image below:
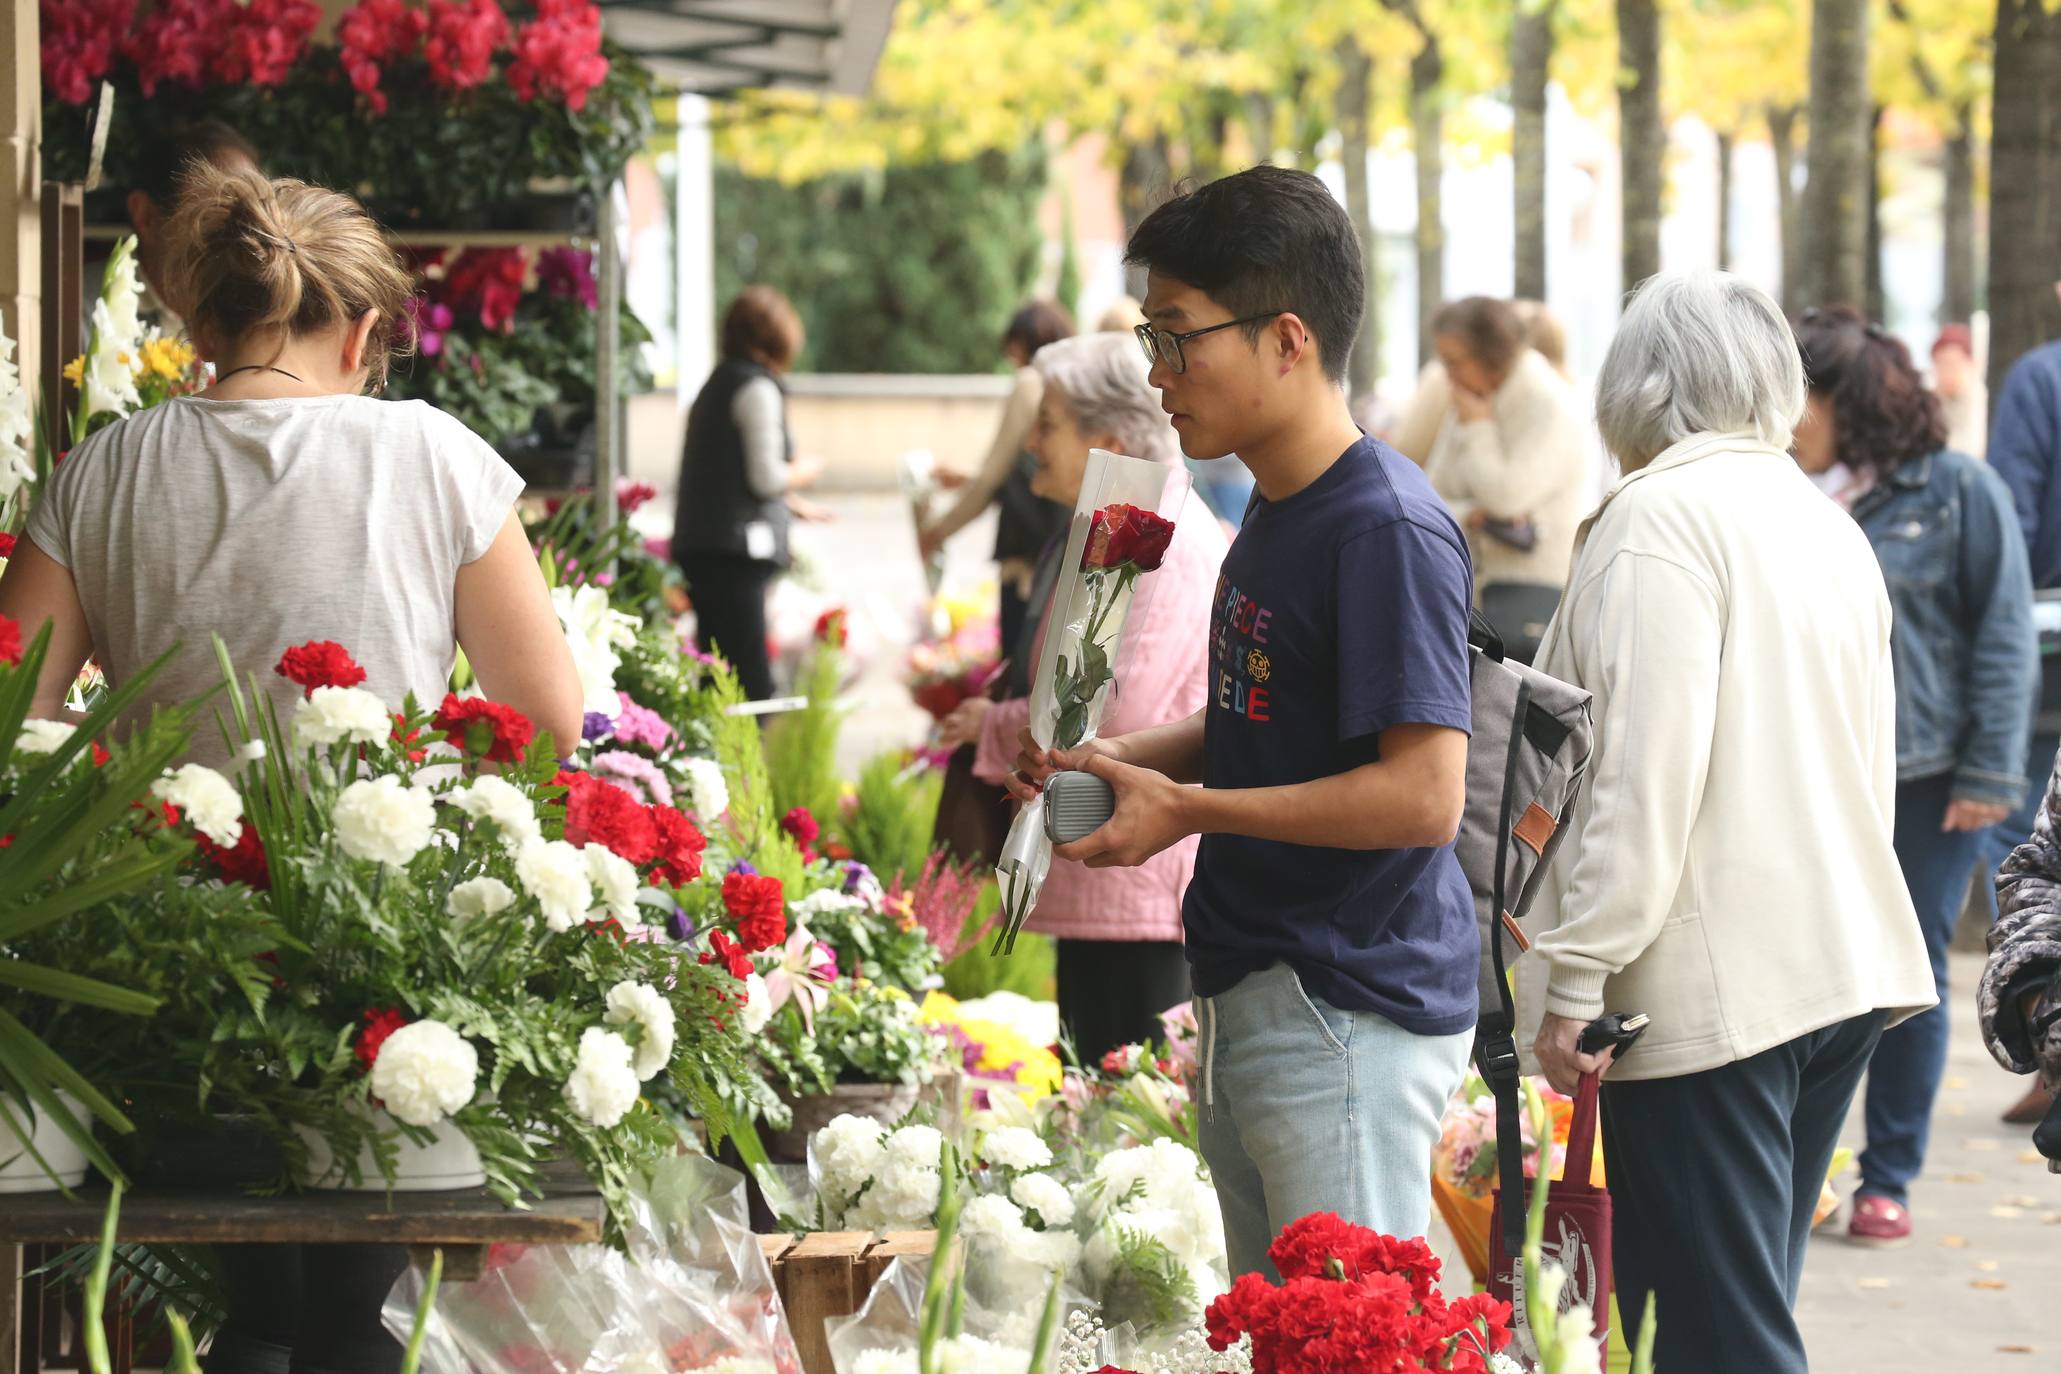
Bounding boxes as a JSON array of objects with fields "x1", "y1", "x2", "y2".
[
  {"x1": 937, "y1": 331, "x2": 1228, "y2": 1059},
  {"x1": 1519, "y1": 273, "x2": 1936, "y2": 1373}
]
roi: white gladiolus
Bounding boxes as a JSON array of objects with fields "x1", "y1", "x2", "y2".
[
  {"x1": 448, "y1": 775, "x2": 539, "y2": 849},
  {"x1": 367, "y1": 1020, "x2": 478, "y2": 1127},
  {"x1": 16, "y1": 719, "x2": 78, "y2": 757},
  {"x1": 584, "y1": 845, "x2": 642, "y2": 927},
  {"x1": 551, "y1": 584, "x2": 638, "y2": 717},
  {"x1": 150, "y1": 763, "x2": 244, "y2": 848},
  {"x1": 294, "y1": 685, "x2": 393, "y2": 747},
  {"x1": 0, "y1": 334, "x2": 34, "y2": 504},
  {"x1": 564, "y1": 1026, "x2": 640, "y2": 1128},
  {"x1": 446, "y1": 876, "x2": 516, "y2": 922},
  {"x1": 738, "y1": 972, "x2": 772, "y2": 1035},
  {"x1": 681, "y1": 756, "x2": 729, "y2": 821},
  {"x1": 603, "y1": 980, "x2": 676, "y2": 1081},
  {"x1": 516, "y1": 839, "x2": 593, "y2": 932},
  {"x1": 332, "y1": 775, "x2": 436, "y2": 868},
  {"x1": 79, "y1": 240, "x2": 143, "y2": 426}
]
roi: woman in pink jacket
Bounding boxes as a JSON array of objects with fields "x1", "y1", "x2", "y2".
[{"x1": 939, "y1": 331, "x2": 1228, "y2": 1060}]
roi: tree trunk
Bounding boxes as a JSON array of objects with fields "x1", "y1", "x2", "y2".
[
  {"x1": 1118, "y1": 135, "x2": 1172, "y2": 298},
  {"x1": 1799, "y1": 0, "x2": 1872, "y2": 309},
  {"x1": 1716, "y1": 130, "x2": 1735, "y2": 271},
  {"x1": 1866, "y1": 105, "x2": 1887, "y2": 323},
  {"x1": 1243, "y1": 93, "x2": 1278, "y2": 166},
  {"x1": 1942, "y1": 106, "x2": 1977, "y2": 324},
  {"x1": 1412, "y1": 38, "x2": 1445, "y2": 365},
  {"x1": 1989, "y1": 0, "x2": 2061, "y2": 399},
  {"x1": 1512, "y1": 0, "x2": 1555, "y2": 300},
  {"x1": 1617, "y1": 0, "x2": 1663, "y2": 291},
  {"x1": 1335, "y1": 38, "x2": 1380, "y2": 401},
  {"x1": 1769, "y1": 104, "x2": 1803, "y2": 310}
]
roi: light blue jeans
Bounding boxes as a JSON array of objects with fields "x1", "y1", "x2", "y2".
[{"x1": 1197, "y1": 962, "x2": 1474, "y2": 1280}]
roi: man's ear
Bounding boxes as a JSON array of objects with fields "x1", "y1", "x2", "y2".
[
  {"x1": 1272, "y1": 313, "x2": 1314, "y2": 375},
  {"x1": 127, "y1": 191, "x2": 160, "y2": 243}
]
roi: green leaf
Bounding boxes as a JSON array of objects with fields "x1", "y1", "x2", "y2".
[{"x1": 0, "y1": 963, "x2": 160, "y2": 1015}]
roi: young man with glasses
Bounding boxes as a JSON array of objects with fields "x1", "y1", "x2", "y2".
[{"x1": 1011, "y1": 165, "x2": 1478, "y2": 1278}]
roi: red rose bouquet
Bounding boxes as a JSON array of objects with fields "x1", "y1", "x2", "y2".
[{"x1": 995, "y1": 450, "x2": 1190, "y2": 952}]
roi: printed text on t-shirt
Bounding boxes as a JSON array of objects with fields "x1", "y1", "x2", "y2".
[{"x1": 1211, "y1": 573, "x2": 1274, "y2": 722}]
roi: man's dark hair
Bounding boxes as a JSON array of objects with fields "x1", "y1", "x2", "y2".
[
  {"x1": 1124, "y1": 165, "x2": 1364, "y2": 384},
  {"x1": 1001, "y1": 299, "x2": 1075, "y2": 358},
  {"x1": 137, "y1": 120, "x2": 261, "y2": 207}
]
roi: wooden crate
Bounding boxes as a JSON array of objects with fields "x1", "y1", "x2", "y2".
[{"x1": 759, "y1": 1230, "x2": 938, "y2": 1374}]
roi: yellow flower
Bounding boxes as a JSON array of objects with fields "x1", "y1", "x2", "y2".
[
  {"x1": 62, "y1": 356, "x2": 84, "y2": 386},
  {"x1": 139, "y1": 337, "x2": 195, "y2": 381}
]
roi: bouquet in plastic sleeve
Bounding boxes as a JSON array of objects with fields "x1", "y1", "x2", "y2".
[
  {"x1": 994, "y1": 450, "x2": 1190, "y2": 952},
  {"x1": 381, "y1": 1153, "x2": 802, "y2": 1374},
  {"x1": 900, "y1": 448, "x2": 949, "y2": 605}
]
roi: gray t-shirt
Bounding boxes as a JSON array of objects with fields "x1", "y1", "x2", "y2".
[{"x1": 26, "y1": 394, "x2": 524, "y2": 769}]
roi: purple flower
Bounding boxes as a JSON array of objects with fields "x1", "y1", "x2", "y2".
[
  {"x1": 729, "y1": 859, "x2": 756, "y2": 876},
  {"x1": 537, "y1": 247, "x2": 599, "y2": 311},
  {"x1": 842, "y1": 862, "x2": 871, "y2": 894},
  {"x1": 667, "y1": 908, "x2": 696, "y2": 942},
  {"x1": 582, "y1": 711, "x2": 614, "y2": 742}
]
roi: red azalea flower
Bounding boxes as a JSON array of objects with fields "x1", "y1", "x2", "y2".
[
  {"x1": 0, "y1": 533, "x2": 17, "y2": 559},
  {"x1": 390, "y1": 713, "x2": 427, "y2": 763},
  {"x1": 647, "y1": 803, "x2": 706, "y2": 887},
  {"x1": 0, "y1": 614, "x2": 20, "y2": 669},
  {"x1": 338, "y1": 0, "x2": 428, "y2": 113},
  {"x1": 723, "y1": 871, "x2": 787, "y2": 952},
  {"x1": 780, "y1": 807, "x2": 820, "y2": 862},
  {"x1": 354, "y1": 1007, "x2": 409, "y2": 1072},
  {"x1": 275, "y1": 640, "x2": 368, "y2": 697},
  {"x1": 424, "y1": 0, "x2": 508, "y2": 91},
  {"x1": 1083, "y1": 503, "x2": 1177, "y2": 572},
  {"x1": 40, "y1": 0, "x2": 133, "y2": 106},
  {"x1": 558, "y1": 768, "x2": 658, "y2": 865},
  {"x1": 214, "y1": 0, "x2": 322, "y2": 86},
  {"x1": 197, "y1": 822, "x2": 271, "y2": 889},
  {"x1": 433, "y1": 692, "x2": 535, "y2": 764},
  {"x1": 697, "y1": 929, "x2": 753, "y2": 982},
  {"x1": 506, "y1": 0, "x2": 610, "y2": 112},
  {"x1": 813, "y1": 607, "x2": 848, "y2": 647}
]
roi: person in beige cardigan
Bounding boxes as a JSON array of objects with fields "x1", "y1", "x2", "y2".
[
  {"x1": 1518, "y1": 272, "x2": 1937, "y2": 1374},
  {"x1": 1419, "y1": 297, "x2": 1590, "y2": 637}
]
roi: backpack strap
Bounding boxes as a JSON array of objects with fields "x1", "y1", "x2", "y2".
[
  {"x1": 1470, "y1": 609, "x2": 1507, "y2": 664},
  {"x1": 1479, "y1": 677, "x2": 1531, "y2": 1260}
]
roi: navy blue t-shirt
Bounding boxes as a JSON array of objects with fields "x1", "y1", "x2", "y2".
[{"x1": 1182, "y1": 436, "x2": 1478, "y2": 1037}]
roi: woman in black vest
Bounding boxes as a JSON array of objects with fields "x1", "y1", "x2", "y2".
[{"x1": 672, "y1": 287, "x2": 822, "y2": 699}]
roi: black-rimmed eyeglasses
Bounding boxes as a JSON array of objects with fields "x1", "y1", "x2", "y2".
[{"x1": 1133, "y1": 313, "x2": 1284, "y2": 375}]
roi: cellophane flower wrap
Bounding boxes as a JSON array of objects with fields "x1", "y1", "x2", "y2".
[
  {"x1": 994, "y1": 450, "x2": 1190, "y2": 952},
  {"x1": 381, "y1": 1153, "x2": 803, "y2": 1374}
]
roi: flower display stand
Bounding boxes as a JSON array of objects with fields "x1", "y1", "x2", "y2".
[{"x1": 757, "y1": 1229, "x2": 937, "y2": 1374}]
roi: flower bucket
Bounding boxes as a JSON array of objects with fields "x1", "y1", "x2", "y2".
[
  {"x1": 766, "y1": 1081, "x2": 922, "y2": 1164},
  {"x1": 0, "y1": 1090, "x2": 90, "y2": 1193},
  {"x1": 1431, "y1": 1175, "x2": 1494, "y2": 1286},
  {"x1": 295, "y1": 1105, "x2": 486, "y2": 1192}
]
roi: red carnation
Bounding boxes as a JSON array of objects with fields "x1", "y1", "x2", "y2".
[
  {"x1": 390, "y1": 714, "x2": 427, "y2": 763},
  {"x1": 780, "y1": 806, "x2": 820, "y2": 862},
  {"x1": 506, "y1": 0, "x2": 610, "y2": 112},
  {"x1": 433, "y1": 692, "x2": 535, "y2": 764},
  {"x1": 723, "y1": 871, "x2": 786, "y2": 952},
  {"x1": 39, "y1": 0, "x2": 133, "y2": 106},
  {"x1": 275, "y1": 640, "x2": 368, "y2": 697},
  {"x1": 90, "y1": 740, "x2": 111, "y2": 768},
  {"x1": 698, "y1": 929, "x2": 753, "y2": 982},
  {"x1": 197, "y1": 822, "x2": 271, "y2": 889},
  {"x1": 1083, "y1": 503, "x2": 1176, "y2": 572},
  {"x1": 354, "y1": 1007, "x2": 408, "y2": 1072},
  {"x1": 0, "y1": 614, "x2": 20, "y2": 669},
  {"x1": 0, "y1": 533, "x2": 16, "y2": 559},
  {"x1": 813, "y1": 607, "x2": 848, "y2": 648},
  {"x1": 647, "y1": 803, "x2": 706, "y2": 887},
  {"x1": 559, "y1": 769, "x2": 658, "y2": 865},
  {"x1": 425, "y1": 0, "x2": 508, "y2": 91}
]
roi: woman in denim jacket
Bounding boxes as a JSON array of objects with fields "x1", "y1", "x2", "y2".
[{"x1": 1792, "y1": 308, "x2": 2039, "y2": 1244}]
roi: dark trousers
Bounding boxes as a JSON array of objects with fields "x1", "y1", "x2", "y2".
[
  {"x1": 1859, "y1": 773, "x2": 1990, "y2": 1202},
  {"x1": 1056, "y1": 937, "x2": 1191, "y2": 1065},
  {"x1": 679, "y1": 554, "x2": 776, "y2": 701},
  {"x1": 999, "y1": 580, "x2": 1032, "y2": 675},
  {"x1": 204, "y1": 1243, "x2": 410, "y2": 1374},
  {"x1": 1602, "y1": 1011, "x2": 1886, "y2": 1374}
]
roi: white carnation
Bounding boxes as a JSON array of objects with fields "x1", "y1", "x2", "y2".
[
  {"x1": 332, "y1": 774, "x2": 436, "y2": 868},
  {"x1": 1025, "y1": 1227, "x2": 1082, "y2": 1273},
  {"x1": 294, "y1": 686, "x2": 392, "y2": 747},
  {"x1": 792, "y1": 888, "x2": 867, "y2": 921},
  {"x1": 813, "y1": 1113, "x2": 888, "y2": 1200},
  {"x1": 585, "y1": 845, "x2": 642, "y2": 927},
  {"x1": 515, "y1": 839, "x2": 593, "y2": 932},
  {"x1": 1009, "y1": 1171, "x2": 1076, "y2": 1228},
  {"x1": 738, "y1": 972, "x2": 772, "y2": 1035},
  {"x1": 240, "y1": 739, "x2": 268, "y2": 763},
  {"x1": 448, "y1": 775, "x2": 539, "y2": 849},
  {"x1": 979, "y1": 1126, "x2": 1052, "y2": 1172},
  {"x1": 884, "y1": 1124, "x2": 944, "y2": 1171},
  {"x1": 368, "y1": 1020, "x2": 478, "y2": 1127},
  {"x1": 604, "y1": 980, "x2": 676, "y2": 1081},
  {"x1": 958, "y1": 1193, "x2": 1028, "y2": 1242},
  {"x1": 682, "y1": 756, "x2": 729, "y2": 821},
  {"x1": 564, "y1": 1026, "x2": 641, "y2": 1128},
  {"x1": 150, "y1": 763, "x2": 244, "y2": 848},
  {"x1": 867, "y1": 1161, "x2": 941, "y2": 1227},
  {"x1": 17, "y1": 719, "x2": 77, "y2": 756},
  {"x1": 446, "y1": 876, "x2": 515, "y2": 921}
]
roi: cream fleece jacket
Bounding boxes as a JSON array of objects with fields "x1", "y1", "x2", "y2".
[{"x1": 1517, "y1": 431, "x2": 1938, "y2": 1081}]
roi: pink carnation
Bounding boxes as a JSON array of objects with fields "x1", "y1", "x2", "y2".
[
  {"x1": 589, "y1": 750, "x2": 673, "y2": 808},
  {"x1": 611, "y1": 692, "x2": 673, "y2": 750}
]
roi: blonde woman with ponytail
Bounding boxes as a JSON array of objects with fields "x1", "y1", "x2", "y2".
[{"x1": 0, "y1": 164, "x2": 585, "y2": 1374}]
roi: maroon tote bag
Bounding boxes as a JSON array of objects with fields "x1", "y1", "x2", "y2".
[{"x1": 1487, "y1": 1068, "x2": 1614, "y2": 1367}]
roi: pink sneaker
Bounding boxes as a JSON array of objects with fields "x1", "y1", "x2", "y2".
[{"x1": 1846, "y1": 1193, "x2": 1912, "y2": 1246}]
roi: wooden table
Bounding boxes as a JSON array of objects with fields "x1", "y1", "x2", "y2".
[{"x1": 0, "y1": 1187, "x2": 606, "y2": 1374}]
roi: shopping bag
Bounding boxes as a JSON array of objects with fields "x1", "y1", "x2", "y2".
[{"x1": 1488, "y1": 1069, "x2": 1613, "y2": 1367}]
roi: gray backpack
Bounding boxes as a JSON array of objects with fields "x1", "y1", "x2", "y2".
[{"x1": 1462, "y1": 610, "x2": 1594, "y2": 1256}]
